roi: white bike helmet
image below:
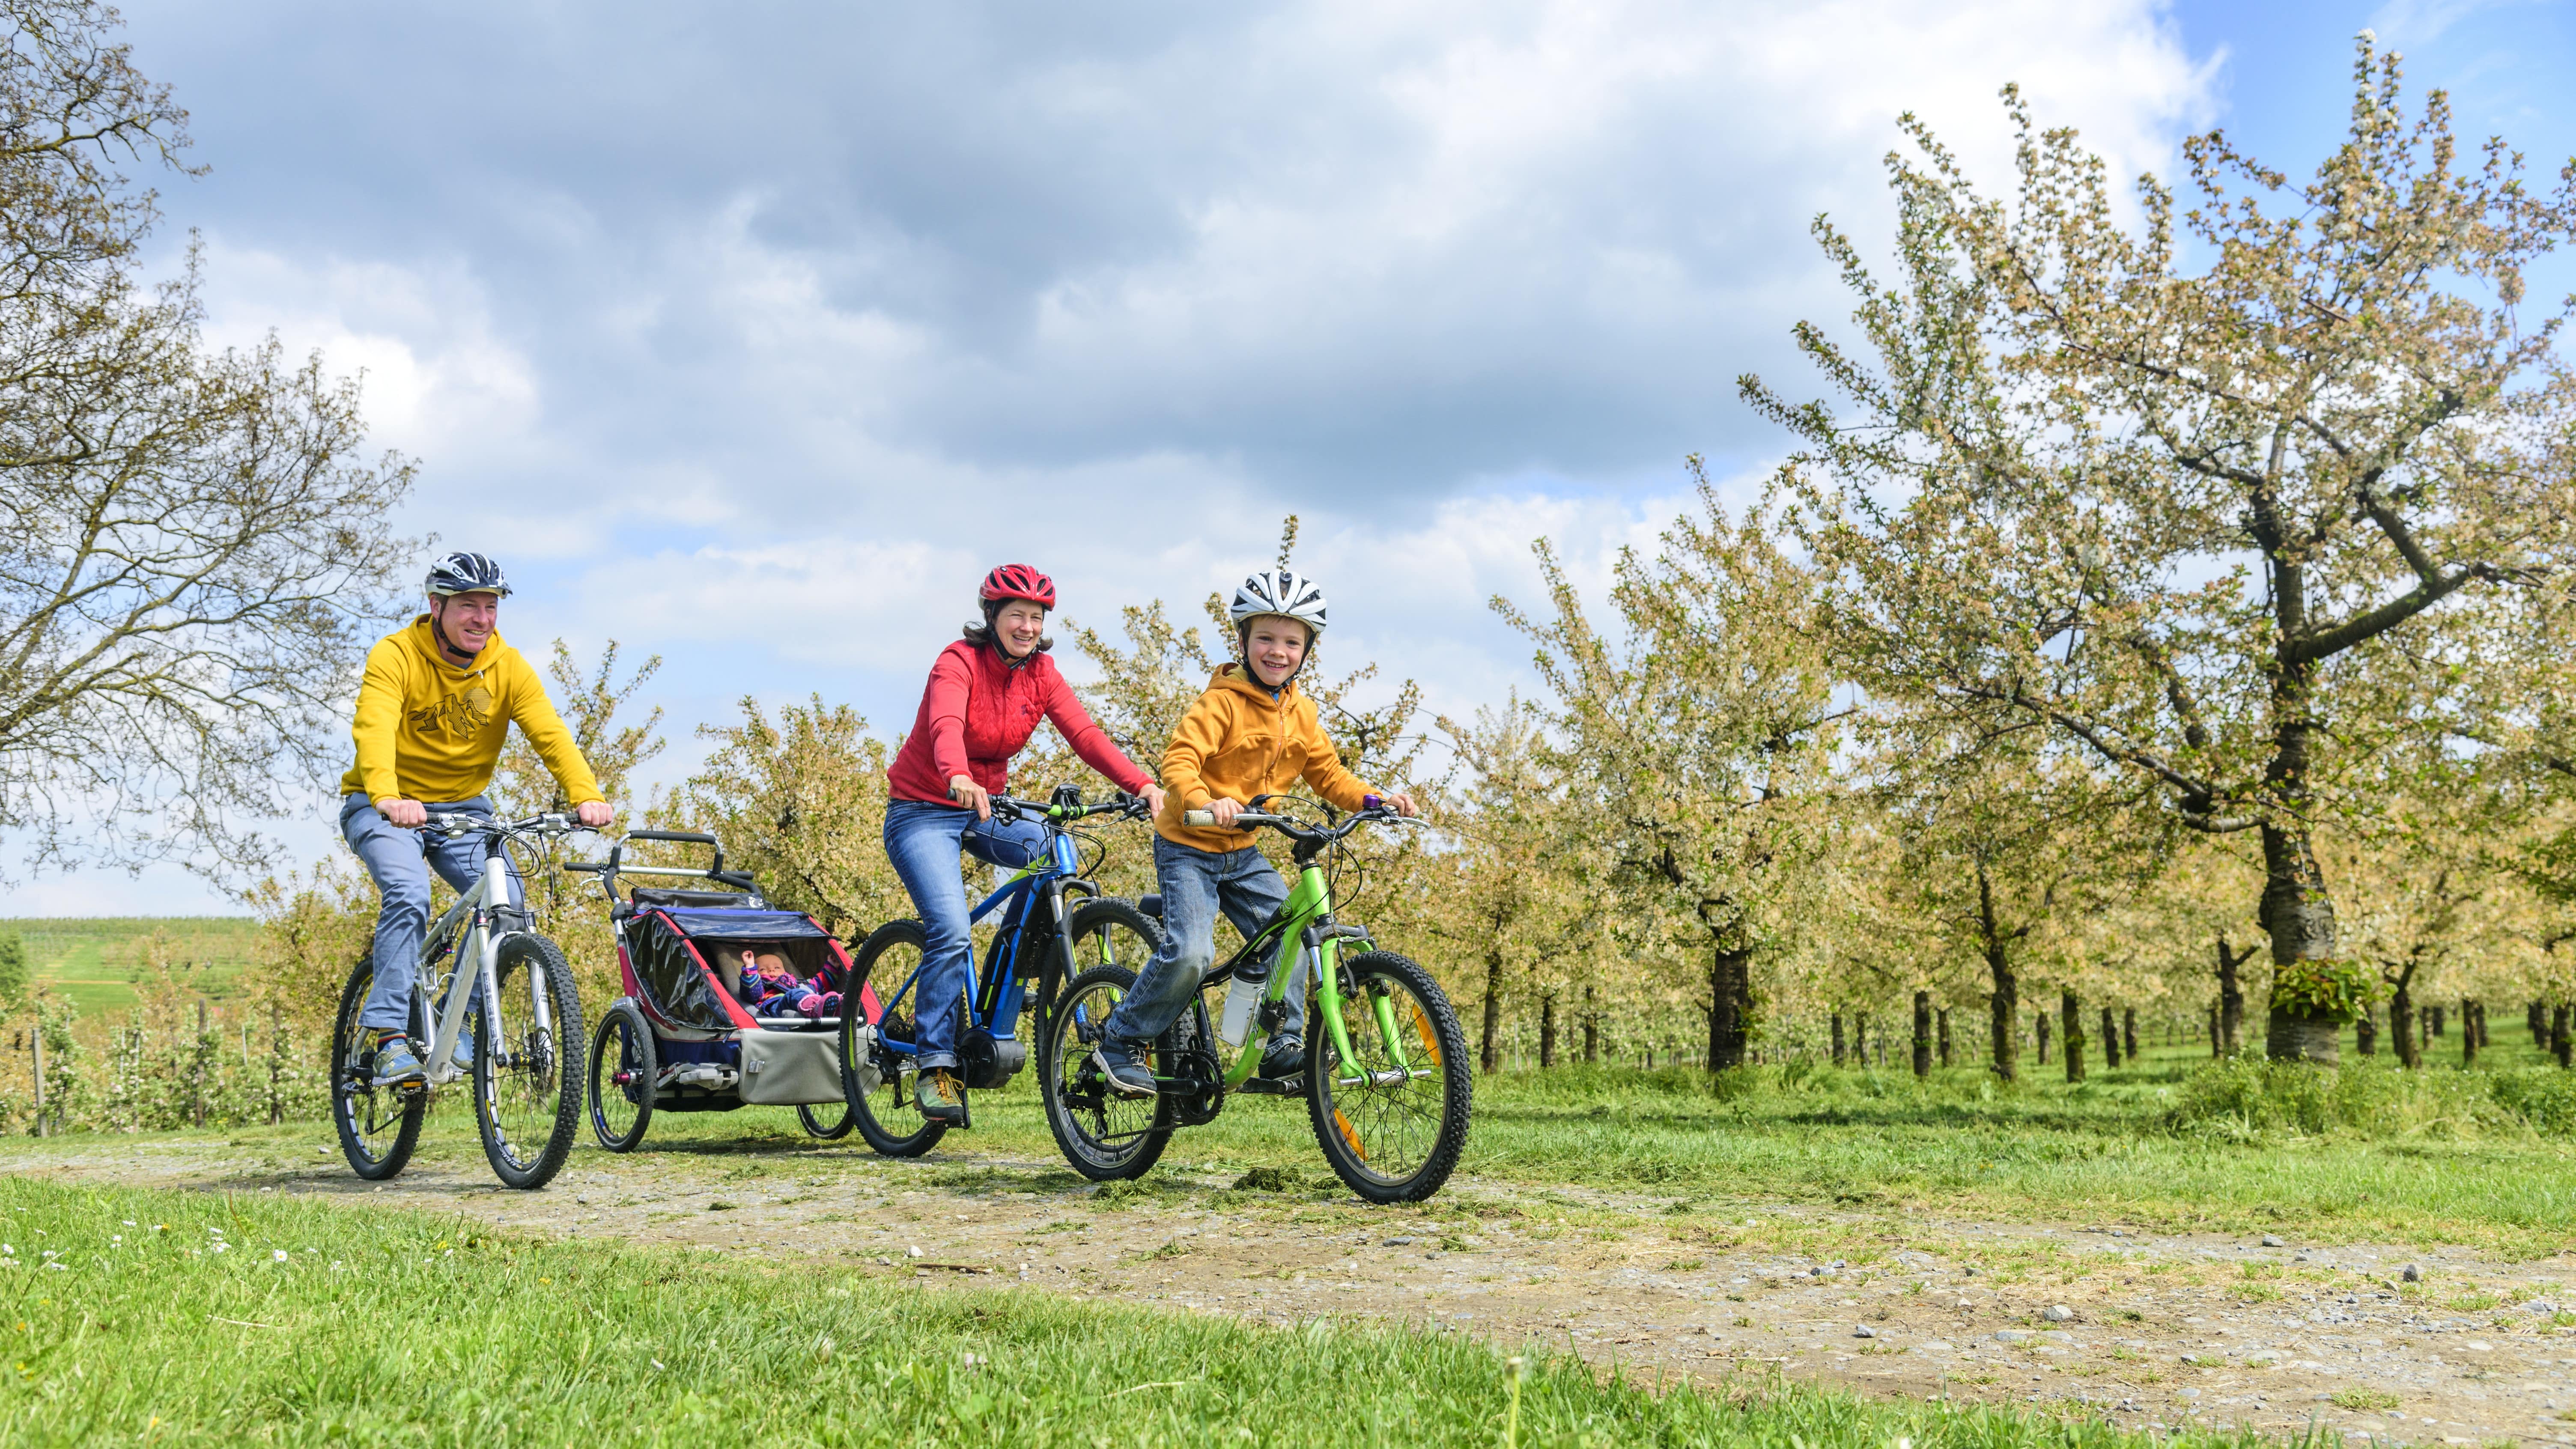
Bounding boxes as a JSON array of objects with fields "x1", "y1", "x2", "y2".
[
  {"x1": 1228, "y1": 568, "x2": 1327, "y2": 637},
  {"x1": 426, "y1": 551, "x2": 511, "y2": 598}
]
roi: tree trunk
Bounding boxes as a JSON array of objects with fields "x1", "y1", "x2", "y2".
[
  {"x1": 2123, "y1": 1007, "x2": 2137, "y2": 1064},
  {"x1": 1831, "y1": 1013, "x2": 1846, "y2": 1067},
  {"x1": 2215, "y1": 933, "x2": 2252, "y2": 1058},
  {"x1": 2429, "y1": 1005, "x2": 2444, "y2": 1038},
  {"x1": 2355, "y1": 1002, "x2": 2377, "y2": 1056},
  {"x1": 1706, "y1": 943, "x2": 1752, "y2": 1071},
  {"x1": 2474, "y1": 999, "x2": 2489, "y2": 1048},
  {"x1": 1538, "y1": 990, "x2": 1558, "y2": 1069},
  {"x1": 2257, "y1": 808, "x2": 2341, "y2": 1064},
  {"x1": 1583, "y1": 984, "x2": 1598, "y2": 1064},
  {"x1": 1937, "y1": 1008, "x2": 1952, "y2": 1068},
  {"x1": 2100, "y1": 1006, "x2": 2120, "y2": 1069},
  {"x1": 1479, "y1": 948, "x2": 1505, "y2": 1076},
  {"x1": 2532, "y1": 999, "x2": 2549, "y2": 1046},
  {"x1": 2553, "y1": 1004, "x2": 2571, "y2": 1069},
  {"x1": 2390, "y1": 968, "x2": 2418, "y2": 1070},
  {"x1": 2061, "y1": 991, "x2": 2085, "y2": 1083},
  {"x1": 1912, "y1": 991, "x2": 1932, "y2": 1078},
  {"x1": 2207, "y1": 1003, "x2": 2220, "y2": 1058},
  {"x1": 2035, "y1": 1010, "x2": 2050, "y2": 1065},
  {"x1": 1853, "y1": 1011, "x2": 1868, "y2": 1064},
  {"x1": 2460, "y1": 997, "x2": 2478, "y2": 1067},
  {"x1": 1978, "y1": 865, "x2": 2018, "y2": 1082}
]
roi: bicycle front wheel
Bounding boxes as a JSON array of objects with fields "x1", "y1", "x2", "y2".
[
  {"x1": 474, "y1": 933, "x2": 585, "y2": 1190},
  {"x1": 1307, "y1": 950, "x2": 1471, "y2": 1203},
  {"x1": 331, "y1": 954, "x2": 423, "y2": 1180}
]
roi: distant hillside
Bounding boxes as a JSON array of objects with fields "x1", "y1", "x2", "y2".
[{"x1": 0, "y1": 917, "x2": 261, "y2": 1016}]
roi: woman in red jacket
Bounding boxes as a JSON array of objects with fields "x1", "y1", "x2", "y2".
[{"x1": 881, "y1": 564, "x2": 1165, "y2": 1124}]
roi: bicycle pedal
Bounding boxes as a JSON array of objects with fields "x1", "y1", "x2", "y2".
[{"x1": 1239, "y1": 1075, "x2": 1302, "y2": 1096}]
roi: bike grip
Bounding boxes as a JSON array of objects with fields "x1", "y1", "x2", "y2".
[
  {"x1": 624, "y1": 830, "x2": 718, "y2": 846},
  {"x1": 561, "y1": 862, "x2": 610, "y2": 874},
  {"x1": 1183, "y1": 809, "x2": 1216, "y2": 827}
]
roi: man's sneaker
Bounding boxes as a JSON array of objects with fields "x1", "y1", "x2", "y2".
[
  {"x1": 1091, "y1": 1042, "x2": 1158, "y2": 1099},
  {"x1": 915, "y1": 1067, "x2": 967, "y2": 1124},
  {"x1": 1260, "y1": 1032, "x2": 1306, "y2": 1082},
  {"x1": 370, "y1": 1032, "x2": 426, "y2": 1088}
]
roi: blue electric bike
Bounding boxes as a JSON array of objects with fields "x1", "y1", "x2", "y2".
[{"x1": 840, "y1": 786, "x2": 1161, "y2": 1156}]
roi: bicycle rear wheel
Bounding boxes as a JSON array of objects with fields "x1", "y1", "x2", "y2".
[
  {"x1": 474, "y1": 933, "x2": 584, "y2": 1190},
  {"x1": 842, "y1": 919, "x2": 947, "y2": 1157},
  {"x1": 331, "y1": 955, "x2": 424, "y2": 1181},
  {"x1": 1041, "y1": 964, "x2": 1174, "y2": 1180},
  {"x1": 1307, "y1": 950, "x2": 1472, "y2": 1203}
]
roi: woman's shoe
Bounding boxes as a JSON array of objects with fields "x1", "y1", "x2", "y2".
[{"x1": 915, "y1": 1067, "x2": 967, "y2": 1124}]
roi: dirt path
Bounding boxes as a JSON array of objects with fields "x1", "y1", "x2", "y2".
[{"x1": 10, "y1": 1130, "x2": 2573, "y2": 1445}]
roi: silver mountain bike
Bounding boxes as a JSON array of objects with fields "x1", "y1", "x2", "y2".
[{"x1": 330, "y1": 810, "x2": 590, "y2": 1190}]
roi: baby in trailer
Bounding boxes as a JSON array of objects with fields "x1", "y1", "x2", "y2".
[{"x1": 716, "y1": 947, "x2": 843, "y2": 1022}]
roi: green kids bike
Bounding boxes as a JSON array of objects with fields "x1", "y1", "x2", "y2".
[{"x1": 1039, "y1": 797, "x2": 1472, "y2": 1203}]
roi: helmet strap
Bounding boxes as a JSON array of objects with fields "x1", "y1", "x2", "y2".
[
  {"x1": 1236, "y1": 620, "x2": 1308, "y2": 690},
  {"x1": 428, "y1": 598, "x2": 477, "y2": 665}
]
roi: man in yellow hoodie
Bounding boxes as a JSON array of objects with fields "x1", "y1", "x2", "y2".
[
  {"x1": 339, "y1": 552, "x2": 614, "y2": 1085},
  {"x1": 1093, "y1": 568, "x2": 1417, "y2": 1097}
]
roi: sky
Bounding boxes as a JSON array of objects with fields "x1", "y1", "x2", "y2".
[{"x1": 8, "y1": 0, "x2": 2573, "y2": 915}]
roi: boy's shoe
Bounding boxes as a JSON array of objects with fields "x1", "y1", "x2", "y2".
[
  {"x1": 915, "y1": 1067, "x2": 967, "y2": 1124},
  {"x1": 1091, "y1": 1042, "x2": 1158, "y2": 1099},
  {"x1": 451, "y1": 1025, "x2": 477, "y2": 1073},
  {"x1": 371, "y1": 1032, "x2": 426, "y2": 1088},
  {"x1": 1259, "y1": 1032, "x2": 1306, "y2": 1082}
]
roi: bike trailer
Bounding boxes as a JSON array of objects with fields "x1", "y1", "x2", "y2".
[{"x1": 620, "y1": 902, "x2": 865, "y2": 1106}]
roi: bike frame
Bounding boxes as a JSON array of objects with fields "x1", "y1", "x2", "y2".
[
  {"x1": 408, "y1": 818, "x2": 551, "y2": 1088},
  {"x1": 874, "y1": 826, "x2": 1091, "y2": 1058},
  {"x1": 1201, "y1": 858, "x2": 1415, "y2": 1089}
]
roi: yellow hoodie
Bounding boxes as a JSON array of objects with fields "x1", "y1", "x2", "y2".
[
  {"x1": 338, "y1": 616, "x2": 603, "y2": 807},
  {"x1": 1155, "y1": 665, "x2": 1377, "y2": 853}
]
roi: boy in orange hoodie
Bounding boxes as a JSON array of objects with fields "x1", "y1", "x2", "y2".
[{"x1": 1093, "y1": 569, "x2": 1417, "y2": 1096}]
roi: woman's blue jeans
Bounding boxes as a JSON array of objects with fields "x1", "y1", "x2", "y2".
[{"x1": 882, "y1": 798, "x2": 1048, "y2": 1070}]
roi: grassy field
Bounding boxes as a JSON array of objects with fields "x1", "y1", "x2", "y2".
[
  {"x1": 0, "y1": 917, "x2": 259, "y2": 1014},
  {"x1": 110, "y1": 1034, "x2": 2562, "y2": 1256},
  {"x1": 0, "y1": 1175, "x2": 2275, "y2": 1448}
]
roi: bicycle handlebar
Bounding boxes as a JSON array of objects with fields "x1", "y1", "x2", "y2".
[
  {"x1": 1179, "y1": 804, "x2": 1415, "y2": 844},
  {"x1": 986, "y1": 792, "x2": 1154, "y2": 826},
  {"x1": 419, "y1": 810, "x2": 589, "y2": 838}
]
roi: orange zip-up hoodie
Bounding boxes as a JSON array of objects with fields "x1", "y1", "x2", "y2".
[{"x1": 1154, "y1": 665, "x2": 1377, "y2": 853}]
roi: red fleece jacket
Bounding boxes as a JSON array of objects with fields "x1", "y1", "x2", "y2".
[{"x1": 886, "y1": 640, "x2": 1152, "y2": 806}]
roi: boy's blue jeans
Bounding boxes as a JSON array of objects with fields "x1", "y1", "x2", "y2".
[
  {"x1": 882, "y1": 798, "x2": 1049, "y2": 1071},
  {"x1": 1102, "y1": 835, "x2": 1302, "y2": 1048},
  {"x1": 340, "y1": 793, "x2": 519, "y2": 1034}
]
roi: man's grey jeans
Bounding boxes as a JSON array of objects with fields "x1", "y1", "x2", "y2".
[{"x1": 340, "y1": 793, "x2": 519, "y2": 1034}]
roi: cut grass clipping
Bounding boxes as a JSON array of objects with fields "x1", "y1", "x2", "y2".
[{"x1": 0, "y1": 1179, "x2": 2267, "y2": 1448}]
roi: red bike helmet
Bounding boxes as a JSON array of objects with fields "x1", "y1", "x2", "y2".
[{"x1": 979, "y1": 564, "x2": 1056, "y2": 610}]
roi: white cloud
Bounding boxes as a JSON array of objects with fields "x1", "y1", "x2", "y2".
[{"x1": 41, "y1": 0, "x2": 2221, "y2": 911}]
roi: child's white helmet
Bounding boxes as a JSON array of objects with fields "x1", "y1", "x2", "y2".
[{"x1": 1228, "y1": 569, "x2": 1328, "y2": 635}]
